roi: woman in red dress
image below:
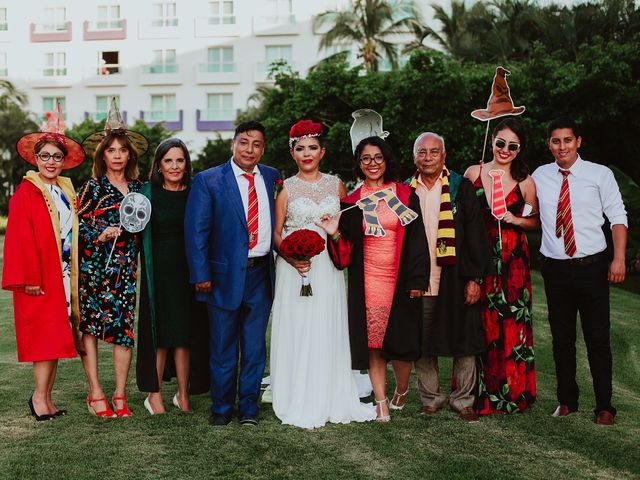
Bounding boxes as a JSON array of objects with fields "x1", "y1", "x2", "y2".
[
  {"x1": 320, "y1": 136, "x2": 428, "y2": 422},
  {"x1": 2, "y1": 115, "x2": 85, "y2": 421},
  {"x1": 464, "y1": 118, "x2": 539, "y2": 414}
]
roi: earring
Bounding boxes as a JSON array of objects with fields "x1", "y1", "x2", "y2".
[{"x1": 157, "y1": 169, "x2": 161, "y2": 173}]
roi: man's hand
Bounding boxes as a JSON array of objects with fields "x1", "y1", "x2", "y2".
[
  {"x1": 408, "y1": 290, "x2": 423, "y2": 299},
  {"x1": 195, "y1": 281, "x2": 212, "y2": 294},
  {"x1": 608, "y1": 258, "x2": 626, "y2": 284},
  {"x1": 464, "y1": 280, "x2": 482, "y2": 305}
]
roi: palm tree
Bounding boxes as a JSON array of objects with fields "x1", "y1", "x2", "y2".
[
  {"x1": 314, "y1": 0, "x2": 421, "y2": 71},
  {"x1": 0, "y1": 79, "x2": 28, "y2": 109}
]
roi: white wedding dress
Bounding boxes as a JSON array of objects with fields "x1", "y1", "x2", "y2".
[{"x1": 270, "y1": 174, "x2": 376, "y2": 429}]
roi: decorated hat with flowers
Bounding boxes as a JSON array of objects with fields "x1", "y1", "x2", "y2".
[
  {"x1": 82, "y1": 97, "x2": 149, "y2": 158},
  {"x1": 16, "y1": 102, "x2": 86, "y2": 169},
  {"x1": 289, "y1": 119, "x2": 323, "y2": 148}
]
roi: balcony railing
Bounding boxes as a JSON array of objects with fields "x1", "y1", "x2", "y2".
[
  {"x1": 140, "y1": 109, "x2": 183, "y2": 130},
  {"x1": 84, "y1": 19, "x2": 127, "y2": 40},
  {"x1": 0, "y1": 22, "x2": 7, "y2": 31},
  {"x1": 0, "y1": 68, "x2": 7, "y2": 76},
  {"x1": 142, "y1": 63, "x2": 178, "y2": 74},
  {"x1": 199, "y1": 62, "x2": 236, "y2": 73},
  {"x1": 151, "y1": 17, "x2": 178, "y2": 27},
  {"x1": 43, "y1": 67, "x2": 68, "y2": 77},
  {"x1": 30, "y1": 21, "x2": 72, "y2": 42},
  {"x1": 253, "y1": 14, "x2": 298, "y2": 35},
  {"x1": 85, "y1": 111, "x2": 128, "y2": 123},
  {"x1": 208, "y1": 15, "x2": 236, "y2": 25},
  {"x1": 196, "y1": 109, "x2": 235, "y2": 131}
]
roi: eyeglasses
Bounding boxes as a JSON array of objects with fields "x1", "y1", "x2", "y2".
[
  {"x1": 36, "y1": 152, "x2": 65, "y2": 163},
  {"x1": 494, "y1": 139, "x2": 520, "y2": 152},
  {"x1": 360, "y1": 154, "x2": 385, "y2": 165}
]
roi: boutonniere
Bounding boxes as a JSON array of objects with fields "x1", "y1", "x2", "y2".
[
  {"x1": 452, "y1": 203, "x2": 458, "y2": 215},
  {"x1": 274, "y1": 179, "x2": 284, "y2": 200}
]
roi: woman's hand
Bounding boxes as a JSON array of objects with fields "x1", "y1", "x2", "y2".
[
  {"x1": 501, "y1": 212, "x2": 520, "y2": 226},
  {"x1": 98, "y1": 226, "x2": 122, "y2": 243},
  {"x1": 24, "y1": 285, "x2": 44, "y2": 296},
  {"x1": 315, "y1": 213, "x2": 340, "y2": 236},
  {"x1": 287, "y1": 258, "x2": 311, "y2": 276}
]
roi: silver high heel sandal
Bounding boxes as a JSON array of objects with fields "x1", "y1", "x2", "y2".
[
  {"x1": 375, "y1": 398, "x2": 391, "y2": 422},
  {"x1": 389, "y1": 388, "x2": 409, "y2": 411}
]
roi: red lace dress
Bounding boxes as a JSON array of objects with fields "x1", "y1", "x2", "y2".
[
  {"x1": 362, "y1": 184, "x2": 399, "y2": 348},
  {"x1": 473, "y1": 173, "x2": 536, "y2": 414}
]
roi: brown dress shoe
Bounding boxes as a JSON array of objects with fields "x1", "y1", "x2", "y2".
[
  {"x1": 595, "y1": 411, "x2": 614, "y2": 426},
  {"x1": 420, "y1": 405, "x2": 438, "y2": 415},
  {"x1": 458, "y1": 407, "x2": 479, "y2": 423},
  {"x1": 551, "y1": 405, "x2": 576, "y2": 417}
]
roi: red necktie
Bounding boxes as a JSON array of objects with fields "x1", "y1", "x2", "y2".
[
  {"x1": 243, "y1": 173, "x2": 259, "y2": 249},
  {"x1": 556, "y1": 169, "x2": 576, "y2": 257},
  {"x1": 488, "y1": 169, "x2": 507, "y2": 220}
]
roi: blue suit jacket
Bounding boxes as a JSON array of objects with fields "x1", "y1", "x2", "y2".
[{"x1": 184, "y1": 159, "x2": 280, "y2": 310}]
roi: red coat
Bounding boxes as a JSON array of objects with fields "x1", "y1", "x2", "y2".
[{"x1": 2, "y1": 177, "x2": 78, "y2": 362}]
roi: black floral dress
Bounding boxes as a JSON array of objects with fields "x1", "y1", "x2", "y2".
[{"x1": 77, "y1": 176, "x2": 142, "y2": 348}]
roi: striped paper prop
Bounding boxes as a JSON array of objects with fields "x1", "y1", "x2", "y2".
[
  {"x1": 488, "y1": 169, "x2": 507, "y2": 220},
  {"x1": 352, "y1": 188, "x2": 418, "y2": 237}
]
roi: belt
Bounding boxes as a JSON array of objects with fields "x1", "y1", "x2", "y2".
[
  {"x1": 246, "y1": 255, "x2": 269, "y2": 268},
  {"x1": 543, "y1": 251, "x2": 608, "y2": 267}
]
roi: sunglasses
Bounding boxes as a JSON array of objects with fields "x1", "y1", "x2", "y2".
[{"x1": 494, "y1": 139, "x2": 520, "y2": 152}]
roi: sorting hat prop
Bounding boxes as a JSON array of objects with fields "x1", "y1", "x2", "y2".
[
  {"x1": 472, "y1": 66, "x2": 526, "y2": 165},
  {"x1": 16, "y1": 102, "x2": 86, "y2": 169},
  {"x1": 349, "y1": 109, "x2": 389, "y2": 154},
  {"x1": 105, "y1": 192, "x2": 152, "y2": 273},
  {"x1": 82, "y1": 97, "x2": 149, "y2": 158}
]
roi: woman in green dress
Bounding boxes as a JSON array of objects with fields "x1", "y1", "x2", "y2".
[{"x1": 136, "y1": 138, "x2": 209, "y2": 414}]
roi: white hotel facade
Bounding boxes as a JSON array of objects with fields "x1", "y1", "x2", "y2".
[{"x1": 0, "y1": 0, "x2": 432, "y2": 154}]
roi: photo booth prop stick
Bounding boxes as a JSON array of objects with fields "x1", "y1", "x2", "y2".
[
  {"x1": 349, "y1": 109, "x2": 389, "y2": 154},
  {"x1": 338, "y1": 188, "x2": 418, "y2": 237},
  {"x1": 471, "y1": 66, "x2": 526, "y2": 164},
  {"x1": 105, "y1": 193, "x2": 152, "y2": 272}
]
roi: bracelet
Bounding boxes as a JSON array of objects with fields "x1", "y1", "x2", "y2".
[{"x1": 331, "y1": 231, "x2": 341, "y2": 242}]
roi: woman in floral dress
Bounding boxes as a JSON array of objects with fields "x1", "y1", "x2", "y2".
[
  {"x1": 464, "y1": 118, "x2": 539, "y2": 414},
  {"x1": 77, "y1": 129, "x2": 145, "y2": 417}
]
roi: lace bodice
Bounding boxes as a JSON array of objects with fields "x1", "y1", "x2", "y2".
[{"x1": 284, "y1": 174, "x2": 340, "y2": 232}]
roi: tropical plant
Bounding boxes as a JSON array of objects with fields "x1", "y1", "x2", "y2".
[{"x1": 314, "y1": 0, "x2": 421, "y2": 71}]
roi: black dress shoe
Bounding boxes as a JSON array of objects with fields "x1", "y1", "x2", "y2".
[
  {"x1": 28, "y1": 396, "x2": 54, "y2": 422},
  {"x1": 239, "y1": 415, "x2": 258, "y2": 426},
  {"x1": 54, "y1": 409, "x2": 68, "y2": 417},
  {"x1": 209, "y1": 414, "x2": 232, "y2": 427}
]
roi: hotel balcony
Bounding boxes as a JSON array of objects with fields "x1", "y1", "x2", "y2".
[
  {"x1": 85, "y1": 111, "x2": 128, "y2": 123},
  {"x1": 253, "y1": 15, "x2": 298, "y2": 36},
  {"x1": 0, "y1": 68, "x2": 7, "y2": 77},
  {"x1": 83, "y1": 65, "x2": 127, "y2": 87},
  {"x1": 194, "y1": 16, "x2": 241, "y2": 38},
  {"x1": 140, "y1": 110, "x2": 183, "y2": 131},
  {"x1": 196, "y1": 109, "x2": 235, "y2": 132},
  {"x1": 83, "y1": 19, "x2": 127, "y2": 41},
  {"x1": 30, "y1": 67, "x2": 73, "y2": 88},
  {"x1": 138, "y1": 18, "x2": 180, "y2": 39},
  {"x1": 139, "y1": 64, "x2": 182, "y2": 86},
  {"x1": 254, "y1": 61, "x2": 296, "y2": 83},
  {"x1": 195, "y1": 62, "x2": 242, "y2": 85},
  {"x1": 30, "y1": 21, "x2": 72, "y2": 42}
]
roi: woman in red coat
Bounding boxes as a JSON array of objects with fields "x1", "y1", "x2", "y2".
[{"x1": 2, "y1": 113, "x2": 85, "y2": 421}]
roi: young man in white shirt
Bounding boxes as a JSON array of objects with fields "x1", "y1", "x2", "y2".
[{"x1": 532, "y1": 117, "x2": 627, "y2": 426}]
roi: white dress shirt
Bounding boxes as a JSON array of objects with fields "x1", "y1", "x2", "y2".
[
  {"x1": 532, "y1": 156, "x2": 627, "y2": 259},
  {"x1": 231, "y1": 159, "x2": 272, "y2": 257}
]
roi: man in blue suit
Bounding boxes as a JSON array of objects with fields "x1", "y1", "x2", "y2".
[{"x1": 185, "y1": 121, "x2": 280, "y2": 426}]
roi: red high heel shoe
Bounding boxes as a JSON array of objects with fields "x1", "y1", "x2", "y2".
[
  {"x1": 86, "y1": 396, "x2": 116, "y2": 418},
  {"x1": 112, "y1": 396, "x2": 133, "y2": 417}
]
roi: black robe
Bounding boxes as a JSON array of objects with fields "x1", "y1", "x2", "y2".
[
  {"x1": 328, "y1": 183, "x2": 429, "y2": 370},
  {"x1": 419, "y1": 174, "x2": 493, "y2": 357}
]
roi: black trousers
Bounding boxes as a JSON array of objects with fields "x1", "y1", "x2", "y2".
[{"x1": 541, "y1": 256, "x2": 615, "y2": 416}]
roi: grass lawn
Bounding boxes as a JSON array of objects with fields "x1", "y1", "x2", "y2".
[{"x1": 0, "y1": 235, "x2": 639, "y2": 480}]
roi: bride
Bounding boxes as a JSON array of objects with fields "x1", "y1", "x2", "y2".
[{"x1": 270, "y1": 120, "x2": 376, "y2": 428}]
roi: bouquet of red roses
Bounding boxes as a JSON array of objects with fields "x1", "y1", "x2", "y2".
[{"x1": 280, "y1": 229, "x2": 326, "y2": 296}]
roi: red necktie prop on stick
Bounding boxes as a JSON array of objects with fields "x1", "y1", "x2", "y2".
[{"x1": 488, "y1": 169, "x2": 507, "y2": 253}]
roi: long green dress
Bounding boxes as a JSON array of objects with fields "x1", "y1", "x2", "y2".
[{"x1": 151, "y1": 185, "x2": 191, "y2": 347}]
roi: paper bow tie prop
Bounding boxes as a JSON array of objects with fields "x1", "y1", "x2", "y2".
[{"x1": 340, "y1": 188, "x2": 418, "y2": 237}]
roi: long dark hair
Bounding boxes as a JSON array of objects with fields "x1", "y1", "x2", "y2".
[
  {"x1": 149, "y1": 137, "x2": 192, "y2": 187},
  {"x1": 352, "y1": 136, "x2": 398, "y2": 183},
  {"x1": 92, "y1": 132, "x2": 139, "y2": 180},
  {"x1": 492, "y1": 118, "x2": 528, "y2": 182}
]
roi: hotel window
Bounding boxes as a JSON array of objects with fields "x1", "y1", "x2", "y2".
[
  {"x1": 150, "y1": 94, "x2": 177, "y2": 121},
  {"x1": 42, "y1": 96, "x2": 66, "y2": 118},
  {"x1": 208, "y1": 1, "x2": 235, "y2": 25},
  {"x1": 97, "y1": 51, "x2": 120, "y2": 75},
  {"x1": 95, "y1": 95, "x2": 119, "y2": 121},
  {"x1": 42, "y1": 7, "x2": 67, "y2": 32},
  {"x1": 206, "y1": 93, "x2": 233, "y2": 120},
  {"x1": 0, "y1": 8, "x2": 7, "y2": 31},
  {"x1": 43, "y1": 52, "x2": 67, "y2": 76},
  {"x1": 151, "y1": 1, "x2": 177, "y2": 27},
  {"x1": 265, "y1": 45, "x2": 292, "y2": 66},
  {"x1": 0, "y1": 52, "x2": 7, "y2": 76},
  {"x1": 147, "y1": 49, "x2": 177, "y2": 74},
  {"x1": 266, "y1": 0, "x2": 294, "y2": 24},
  {"x1": 96, "y1": 5, "x2": 122, "y2": 29},
  {"x1": 206, "y1": 47, "x2": 234, "y2": 72}
]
